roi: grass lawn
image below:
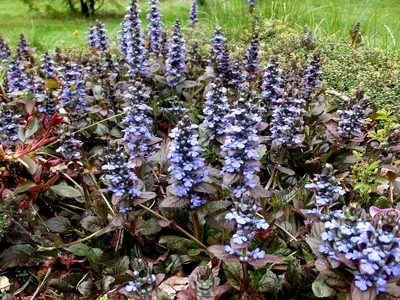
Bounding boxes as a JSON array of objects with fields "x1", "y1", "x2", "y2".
[{"x1": 0, "y1": 0, "x2": 400, "y2": 52}]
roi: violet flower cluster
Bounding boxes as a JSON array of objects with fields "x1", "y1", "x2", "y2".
[
  {"x1": 40, "y1": 51, "x2": 57, "y2": 79},
  {"x1": 165, "y1": 20, "x2": 187, "y2": 87},
  {"x1": 168, "y1": 117, "x2": 208, "y2": 207},
  {"x1": 102, "y1": 143, "x2": 142, "y2": 201},
  {"x1": 56, "y1": 126, "x2": 83, "y2": 161},
  {"x1": 270, "y1": 83, "x2": 306, "y2": 148},
  {"x1": 201, "y1": 82, "x2": 230, "y2": 141},
  {"x1": 303, "y1": 53, "x2": 322, "y2": 98},
  {"x1": 16, "y1": 33, "x2": 29, "y2": 57},
  {"x1": 38, "y1": 91, "x2": 57, "y2": 116},
  {"x1": 59, "y1": 62, "x2": 88, "y2": 114},
  {"x1": 124, "y1": 259, "x2": 157, "y2": 297},
  {"x1": 210, "y1": 27, "x2": 232, "y2": 81},
  {"x1": 221, "y1": 95, "x2": 262, "y2": 198},
  {"x1": 244, "y1": 32, "x2": 260, "y2": 79},
  {"x1": 248, "y1": 0, "x2": 255, "y2": 10},
  {"x1": 0, "y1": 105, "x2": 20, "y2": 147},
  {"x1": 319, "y1": 206, "x2": 400, "y2": 294},
  {"x1": 261, "y1": 56, "x2": 282, "y2": 106},
  {"x1": 122, "y1": 84, "x2": 159, "y2": 166},
  {"x1": 95, "y1": 20, "x2": 109, "y2": 52},
  {"x1": 305, "y1": 164, "x2": 346, "y2": 207},
  {"x1": 337, "y1": 90, "x2": 368, "y2": 139},
  {"x1": 147, "y1": 0, "x2": 164, "y2": 54},
  {"x1": 6, "y1": 55, "x2": 28, "y2": 93},
  {"x1": 120, "y1": 0, "x2": 148, "y2": 77},
  {"x1": 0, "y1": 36, "x2": 11, "y2": 62},
  {"x1": 224, "y1": 194, "x2": 269, "y2": 261},
  {"x1": 188, "y1": 0, "x2": 199, "y2": 27}
]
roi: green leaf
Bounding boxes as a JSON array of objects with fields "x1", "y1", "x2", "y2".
[
  {"x1": 223, "y1": 262, "x2": 243, "y2": 291},
  {"x1": 141, "y1": 218, "x2": 162, "y2": 235},
  {"x1": 104, "y1": 256, "x2": 130, "y2": 276},
  {"x1": 25, "y1": 119, "x2": 39, "y2": 140},
  {"x1": 50, "y1": 185, "x2": 82, "y2": 198},
  {"x1": 14, "y1": 181, "x2": 36, "y2": 194},
  {"x1": 285, "y1": 259, "x2": 301, "y2": 285},
  {"x1": 46, "y1": 216, "x2": 71, "y2": 233},
  {"x1": 253, "y1": 268, "x2": 279, "y2": 293},
  {"x1": 20, "y1": 155, "x2": 39, "y2": 175},
  {"x1": 67, "y1": 243, "x2": 90, "y2": 256},
  {"x1": 159, "y1": 236, "x2": 197, "y2": 253},
  {"x1": 312, "y1": 274, "x2": 336, "y2": 298}
]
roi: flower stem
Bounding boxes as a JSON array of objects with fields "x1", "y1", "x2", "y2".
[
  {"x1": 191, "y1": 212, "x2": 201, "y2": 241},
  {"x1": 241, "y1": 261, "x2": 249, "y2": 295}
]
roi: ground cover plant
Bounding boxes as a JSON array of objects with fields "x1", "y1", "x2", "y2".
[{"x1": 1, "y1": 0, "x2": 400, "y2": 299}]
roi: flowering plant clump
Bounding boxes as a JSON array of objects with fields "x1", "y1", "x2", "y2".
[
  {"x1": 305, "y1": 164, "x2": 346, "y2": 207},
  {"x1": 56, "y1": 126, "x2": 83, "y2": 161},
  {"x1": 58, "y1": 62, "x2": 88, "y2": 115},
  {"x1": 318, "y1": 205, "x2": 400, "y2": 295},
  {"x1": 87, "y1": 25, "x2": 97, "y2": 48},
  {"x1": 120, "y1": 0, "x2": 148, "y2": 77},
  {"x1": 6, "y1": 54, "x2": 28, "y2": 93},
  {"x1": 261, "y1": 56, "x2": 282, "y2": 108},
  {"x1": 270, "y1": 79, "x2": 307, "y2": 148},
  {"x1": 2, "y1": 4, "x2": 400, "y2": 300},
  {"x1": 102, "y1": 143, "x2": 142, "y2": 206},
  {"x1": 166, "y1": 116, "x2": 208, "y2": 207},
  {"x1": 147, "y1": 0, "x2": 164, "y2": 54},
  {"x1": 224, "y1": 193, "x2": 269, "y2": 261},
  {"x1": 188, "y1": 0, "x2": 198, "y2": 27},
  {"x1": 40, "y1": 51, "x2": 57, "y2": 79},
  {"x1": 121, "y1": 84, "x2": 160, "y2": 166},
  {"x1": 244, "y1": 32, "x2": 260, "y2": 79},
  {"x1": 165, "y1": 20, "x2": 187, "y2": 86},
  {"x1": 95, "y1": 20, "x2": 109, "y2": 52},
  {"x1": 338, "y1": 89, "x2": 368, "y2": 139},
  {"x1": 121, "y1": 259, "x2": 161, "y2": 298},
  {"x1": 16, "y1": 33, "x2": 30, "y2": 57},
  {"x1": 0, "y1": 105, "x2": 20, "y2": 148},
  {"x1": 0, "y1": 35, "x2": 11, "y2": 62},
  {"x1": 201, "y1": 82, "x2": 230, "y2": 142},
  {"x1": 302, "y1": 52, "x2": 322, "y2": 98},
  {"x1": 221, "y1": 94, "x2": 262, "y2": 198}
]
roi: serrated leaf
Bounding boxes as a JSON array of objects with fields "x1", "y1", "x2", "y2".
[
  {"x1": 50, "y1": 185, "x2": 82, "y2": 198},
  {"x1": 46, "y1": 216, "x2": 71, "y2": 233}
]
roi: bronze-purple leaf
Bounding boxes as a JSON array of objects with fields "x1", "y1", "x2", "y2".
[
  {"x1": 208, "y1": 245, "x2": 240, "y2": 262},
  {"x1": 247, "y1": 254, "x2": 284, "y2": 267}
]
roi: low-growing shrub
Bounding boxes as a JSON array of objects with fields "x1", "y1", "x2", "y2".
[{"x1": 0, "y1": 1, "x2": 400, "y2": 299}]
